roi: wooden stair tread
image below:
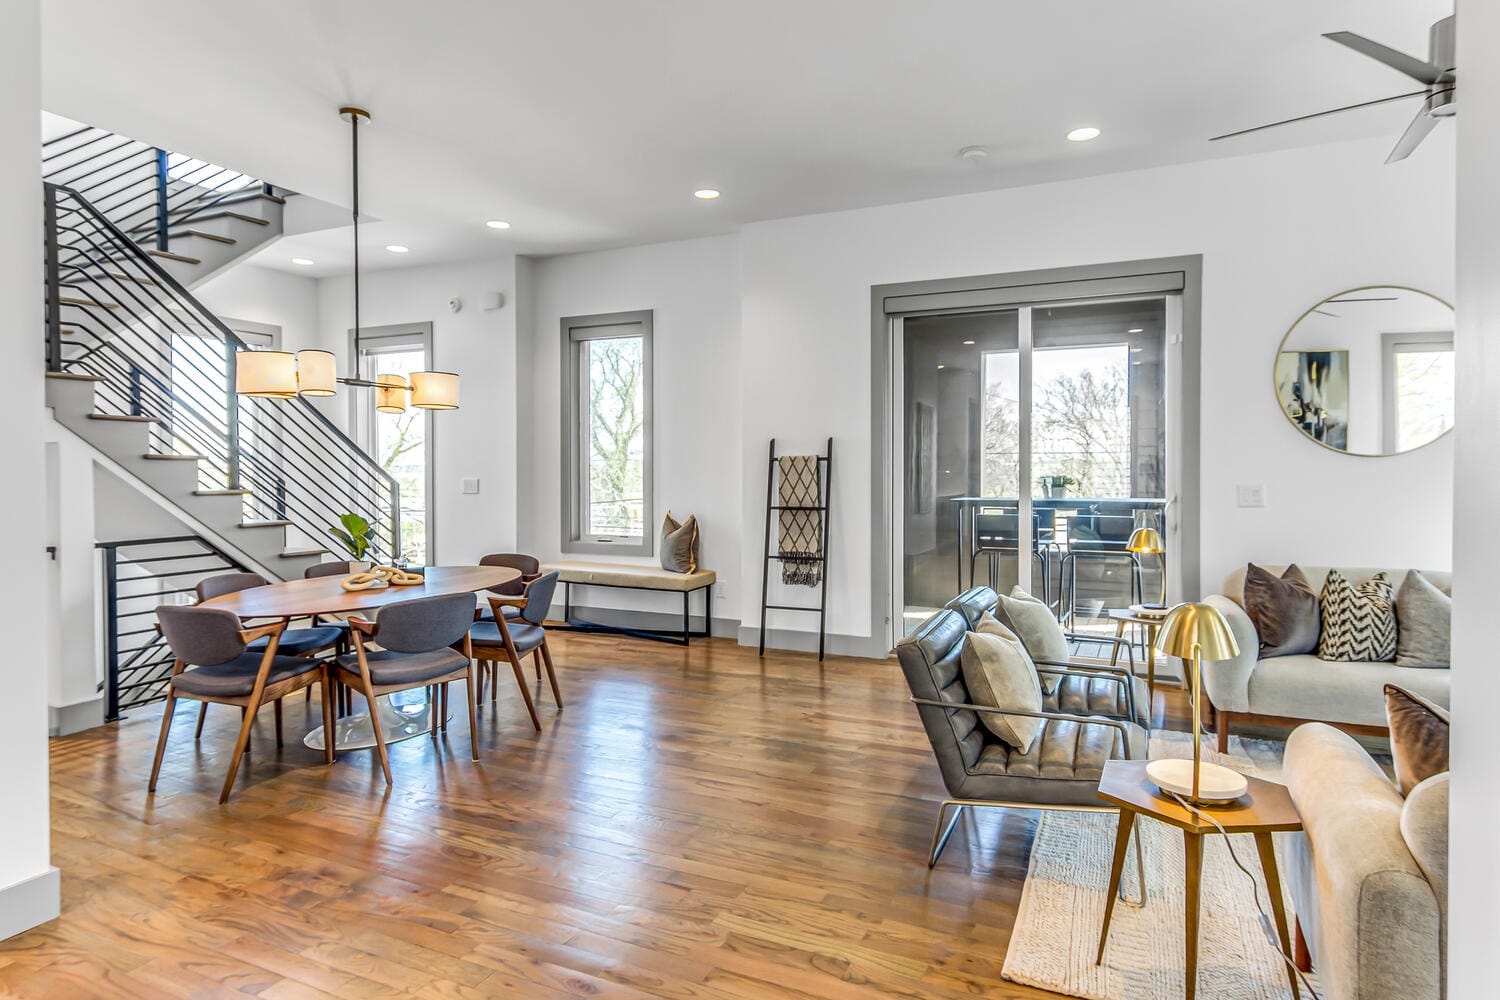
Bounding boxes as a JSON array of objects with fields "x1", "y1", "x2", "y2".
[
  {"x1": 239, "y1": 519, "x2": 292, "y2": 529},
  {"x1": 45, "y1": 371, "x2": 104, "y2": 382},
  {"x1": 59, "y1": 295, "x2": 121, "y2": 309},
  {"x1": 65, "y1": 272, "x2": 159, "y2": 287},
  {"x1": 142, "y1": 453, "x2": 204, "y2": 461},
  {"x1": 146, "y1": 248, "x2": 201, "y2": 264},
  {"x1": 87, "y1": 413, "x2": 158, "y2": 423},
  {"x1": 178, "y1": 210, "x2": 270, "y2": 227},
  {"x1": 168, "y1": 229, "x2": 236, "y2": 245},
  {"x1": 193, "y1": 488, "x2": 253, "y2": 496},
  {"x1": 280, "y1": 548, "x2": 328, "y2": 559}
]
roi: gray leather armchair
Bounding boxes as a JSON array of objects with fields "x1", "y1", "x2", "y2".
[{"x1": 897, "y1": 607, "x2": 1149, "y2": 871}]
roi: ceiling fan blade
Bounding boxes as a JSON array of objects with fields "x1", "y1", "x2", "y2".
[
  {"x1": 1210, "y1": 91, "x2": 1424, "y2": 142},
  {"x1": 1385, "y1": 104, "x2": 1441, "y2": 163},
  {"x1": 1323, "y1": 31, "x2": 1446, "y2": 85}
]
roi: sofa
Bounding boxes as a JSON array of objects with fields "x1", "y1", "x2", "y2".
[
  {"x1": 1202, "y1": 565, "x2": 1450, "y2": 751},
  {"x1": 1282, "y1": 723, "x2": 1447, "y2": 1000}
]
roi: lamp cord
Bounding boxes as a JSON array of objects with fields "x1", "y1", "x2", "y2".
[{"x1": 1167, "y1": 791, "x2": 1321, "y2": 1000}]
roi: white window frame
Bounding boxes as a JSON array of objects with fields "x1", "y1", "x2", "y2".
[
  {"x1": 560, "y1": 310, "x2": 654, "y2": 556},
  {"x1": 1381, "y1": 329, "x2": 1455, "y2": 453}
]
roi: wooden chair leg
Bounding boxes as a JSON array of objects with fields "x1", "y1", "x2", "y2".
[
  {"x1": 533, "y1": 649, "x2": 541, "y2": 683},
  {"x1": 489, "y1": 660, "x2": 498, "y2": 703},
  {"x1": 194, "y1": 701, "x2": 208, "y2": 740},
  {"x1": 149, "y1": 693, "x2": 178, "y2": 792},
  {"x1": 361, "y1": 684, "x2": 393, "y2": 785},
  {"x1": 1217, "y1": 712, "x2": 1232, "y2": 754},
  {"x1": 506, "y1": 651, "x2": 542, "y2": 730},
  {"x1": 539, "y1": 640, "x2": 562, "y2": 709},
  {"x1": 465, "y1": 666, "x2": 480, "y2": 762},
  {"x1": 1294, "y1": 916, "x2": 1312, "y2": 973},
  {"x1": 441, "y1": 683, "x2": 450, "y2": 732},
  {"x1": 221, "y1": 696, "x2": 262, "y2": 803},
  {"x1": 274, "y1": 698, "x2": 284, "y2": 748},
  {"x1": 320, "y1": 675, "x2": 336, "y2": 766}
]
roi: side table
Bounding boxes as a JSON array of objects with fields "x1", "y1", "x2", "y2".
[{"x1": 1094, "y1": 759, "x2": 1303, "y2": 1000}]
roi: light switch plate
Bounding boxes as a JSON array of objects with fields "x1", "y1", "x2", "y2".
[
  {"x1": 1236, "y1": 484, "x2": 1266, "y2": 508},
  {"x1": 461, "y1": 477, "x2": 480, "y2": 495}
]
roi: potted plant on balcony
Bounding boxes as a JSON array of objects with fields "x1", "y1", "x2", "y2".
[
  {"x1": 328, "y1": 513, "x2": 373, "y2": 570},
  {"x1": 1039, "y1": 474, "x2": 1077, "y2": 499}
]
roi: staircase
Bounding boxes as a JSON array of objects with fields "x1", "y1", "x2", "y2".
[{"x1": 42, "y1": 124, "x2": 399, "y2": 579}]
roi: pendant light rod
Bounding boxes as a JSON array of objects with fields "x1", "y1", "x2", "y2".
[{"x1": 338, "y1": 107, "x2": 370, "y2": 384}]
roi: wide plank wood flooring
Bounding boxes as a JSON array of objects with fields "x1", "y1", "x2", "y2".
[{"x1": 3, "y1": 634, "x2": 1189, "y2": 999}]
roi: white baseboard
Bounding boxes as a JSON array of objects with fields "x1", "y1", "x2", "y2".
[
  {"x1": 49, "y1": 697, "x2": 104, "y2": 737},
  {"x1": 0, "y1": 867, "x2": 59, "y2": 941}
]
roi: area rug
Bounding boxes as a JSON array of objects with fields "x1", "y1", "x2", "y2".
[{"x1": 1000, "y1": 731, "x2": 1320, "y2": 1000}]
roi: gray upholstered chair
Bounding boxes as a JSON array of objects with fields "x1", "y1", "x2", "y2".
[
  {"x1": 151, "y1": 605, "x2": 333, "y2": 803},
  {"x1": 303, "y1": 561, "x2": 355, "y2": 580},
  {"x1": 468, "y1": 569, "x2": 562, "y2": 731},
  {"x1": 337, "y1": 592, "x2": 479, "y2": 784},
  {"x1": 476, "y1": 553, "x2": 540, "y2": 622},
  {"x1": 897, "y1": 607, "x2": 1148, "y2": 874},
  {"x1": 946, "y1": 587, "x2": 1147, "y2": 727}
]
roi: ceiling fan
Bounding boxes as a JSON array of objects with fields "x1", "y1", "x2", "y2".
[{"x1": 1211, "y1": 15, "x2": 1455, "y2": 164}]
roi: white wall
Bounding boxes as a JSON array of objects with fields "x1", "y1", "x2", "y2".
[
  {"x1": 195, "y1": 263, "x2": 321, "y2": 352},
  {"x1": 738, "y1": 133, "x2": 1455, "y2": 643},
  {"x1": 521, "y1": 235, "x2": 743, "y2": 623},
  {"x1": 2, "y1": 0, "x2": 58, "y2": 940},
  {"x1": 1449, "y1": 0, "x2": 1499, "y2": 988},
  {"x1": 317, "y1": 258, "x2": 519, "y2": 564}
]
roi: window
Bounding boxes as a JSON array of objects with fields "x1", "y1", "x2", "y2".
[
  {"x1": 561, "y1": 310, "x2": 653, "y2": 554},
  {"x1": 1383, "y1": 332, "x2": 1455, "y2": 453},
  {"x1": 351, "y1": 324, "x2": 434, "y2": 565}
]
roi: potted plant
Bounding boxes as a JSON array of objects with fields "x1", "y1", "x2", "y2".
[
  {"x1": 1041, "y1": 474, "x2": 1077, "y2": 499},
  {"x1": 328, "y1": 513, "x2": 373, "y2": 569}
]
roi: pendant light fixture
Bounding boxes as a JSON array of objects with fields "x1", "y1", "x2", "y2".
[{"x1": 234, "y1": 107, "x2": 459, "y2": 411}]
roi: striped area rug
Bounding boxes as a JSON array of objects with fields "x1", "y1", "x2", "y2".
[{"x1": 1001, "y1": 732, "x2": 1320, "y2": 1000}]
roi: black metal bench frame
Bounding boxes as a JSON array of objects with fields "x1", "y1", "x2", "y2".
[{"x1": 554, "y1": 579, "x2": 713, "y2": 646}]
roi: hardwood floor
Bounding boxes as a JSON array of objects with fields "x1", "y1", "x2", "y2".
[{"x1": 3, "y1": 635, "x2": 1190, "y2": 999}]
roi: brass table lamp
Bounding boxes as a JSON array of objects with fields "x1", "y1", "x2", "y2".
[
  {"x1": 1148, "y1": 602, "x2": 1247, "y2": 804},
  {"x1": 1127, "y1": 527, "x2": 1167, "y2": 609}
]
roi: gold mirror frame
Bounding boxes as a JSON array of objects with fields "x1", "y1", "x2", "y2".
[{"x1": 1274, "y1": 284, "x2": 1455, "y2": 458}]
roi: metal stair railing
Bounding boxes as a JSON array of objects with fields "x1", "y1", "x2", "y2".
[
  {"x1": 43, "y1": 122, "x2": 271, "y2": 252},
  {"x1": 46, "y1": 181, "x2": 400, "y2": 565}
]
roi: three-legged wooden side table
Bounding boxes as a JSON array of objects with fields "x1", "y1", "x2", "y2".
[{"x1": 1094, "y1": 759, "x2": 1303, "y2": 1000}]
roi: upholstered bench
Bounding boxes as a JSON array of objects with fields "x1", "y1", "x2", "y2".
[{"x1": 542, "y1": 560, "x2": 716, "y2": 645}]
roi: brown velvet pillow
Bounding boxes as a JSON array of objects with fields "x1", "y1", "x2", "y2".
[
  {"x1": 1242, "y1": 563, "x2": 1320, "y2": 657},
  {"x1": 659, "y1": 511, "x2": 699, "y2": 573},
  {"x1": 1385, "y1": 684, "x2": 1450, "y2": 796}
]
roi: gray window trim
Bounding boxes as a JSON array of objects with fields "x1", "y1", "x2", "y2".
[
  {"x1": 870, "y1": 256, "x2": 1203, "y2": 651},
  {"x1": 560, "y1": 309, "x2": 654, "y2": 556},
  {"x1": 348, "y1": 322, "x2": 436, "y2": 564}
]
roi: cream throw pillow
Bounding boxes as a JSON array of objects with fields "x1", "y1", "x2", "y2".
[
  {"x1": 976, "y1": 610, "x2": 1019, "y2": 641},
  {"x1": 995, "y1": 587, "x2": 1069, "y2": 694},
  {"x1": 960, "y1": 631, "x2": 1043, "y2": 754}
]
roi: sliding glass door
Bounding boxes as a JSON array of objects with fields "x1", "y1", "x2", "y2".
[{"x1": 899, "y1": 297, "x2": 1170, "y2": 634}]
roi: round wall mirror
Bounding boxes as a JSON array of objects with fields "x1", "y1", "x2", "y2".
[{"x1": 1275, "y1": 286, "x2": 1454, "y2": 456}]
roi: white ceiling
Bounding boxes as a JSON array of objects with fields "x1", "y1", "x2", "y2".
[{"x1": 41, "y1": 1, "x2": 1454, "y2": 275}]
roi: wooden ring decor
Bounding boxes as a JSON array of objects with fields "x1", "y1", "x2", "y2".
[
  {"x1": 340, "y1": 571, "x2": 390, "y2": 592},
  {"x1": 373, "y1": 566, "x2": 424, "y2": 586}
]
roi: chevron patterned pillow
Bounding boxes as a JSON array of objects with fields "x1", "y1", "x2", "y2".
[{"x1": 1317, "y1": 570, "x2": 1398, "y2": 662}]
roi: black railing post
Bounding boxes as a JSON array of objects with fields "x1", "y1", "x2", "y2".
[
  {"x1": 225, "y1": 343, "x2": 242, "y2": 489},
  {"x1": 275, "y1": 476, "x2": 288, "y2": 520},
  {"x1": 128, "y1": 365, "x2": 143, "y2": 416},
  {"x1": 102, "y1": 544, "x2": 122, "y2": 722},
  {"x1": 43, "y1": 185, "x2": 62, "y2": 371},
  {"x1": 153, "y1": 148, "x2": 170, "y2": 252}
]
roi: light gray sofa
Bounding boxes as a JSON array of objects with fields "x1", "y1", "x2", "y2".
[
  {"x1": 1202, "y1": 565, "x2": 1450, "y2": 751},
  {"x1": 1283, "y1": 723, "x2": 1447, "y2": 1000}
]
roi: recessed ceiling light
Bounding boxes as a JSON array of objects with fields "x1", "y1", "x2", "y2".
[
  {"x1": 1067, "y1": 127, "x2": 1101, "y2": 142},
  {"x1": 291, "y1": 257, "x2": 315, "y2": 266},
  {"x1": 937, "y1": 364, "x2": 946, "y2": 370},
  {"x1": 485, "y1": 220, "x2": 511, "y2": 230},
  {"x1": 694, "y1": 189, "x2": 721, "y2": 200},
  {"x1": 385, "y1": 244, "x2": 410, "y2": 254},
  {"x1": 1128, "y1": 327, "x2": 1144, "y2": 333},
  {"x1": 1130, "y1": 347, "x2": 1144, "y2": 353},
  {"x1": 963, "y1": 340, "x2": 976, "y2": 345}
]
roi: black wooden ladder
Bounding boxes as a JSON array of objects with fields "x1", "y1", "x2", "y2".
[{"x1": 757, "y1": 437, "x2": 833, "y2": 661}]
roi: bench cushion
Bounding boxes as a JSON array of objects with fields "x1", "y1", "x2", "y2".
[{"x1": 543, "y1": 560, "x2": 716, "y2": 592}]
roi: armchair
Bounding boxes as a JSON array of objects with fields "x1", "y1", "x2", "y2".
[{"x1": 896, "y1": 608, "x2": 1148, "y2": 875}]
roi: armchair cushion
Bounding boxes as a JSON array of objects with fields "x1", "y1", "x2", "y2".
[
  {"x1": 1385, "y1": 684, "x2": 1450, "y2": 796},
  {"x1": 337, "y1": 647, "x2": 469, "y2": 687},
  {"x1": 995, "y1": 587, "x2": 1068, "y2": 694},
  {"x1": 1242, "y1": 562, "x2": 1319, "y2": 657},
  {"x1": 960, "y1": 632, "x2": 1042, "y2": 753},
  {"x1": 172, "y1": 653, "x2": 319, "y2": 698},
  {"x1": 1394, "y1": 570, "x2": 1451, "y2": 668},
  {"x1": 970, "y1": 716, "x2": 1145, "y2": 780},
  {"x1": 1045, "y1": 672, "x2": 1149, "y2": 726}
]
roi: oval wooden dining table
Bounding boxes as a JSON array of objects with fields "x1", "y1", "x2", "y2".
[{"x1": 199, "y1": 565, "x2": 520, "y2": 752}]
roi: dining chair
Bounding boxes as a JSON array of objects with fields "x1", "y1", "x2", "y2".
[
  {"x1": 467, "y1": 570, "x2": 562, "y2": 731},
  {"x1": 192, "y1": 571, "x2": 344, "y2": 738},
  {"x1": 151, "y1": 606, "x2": 334, "y2": 803},
  {"x1": 303, "y1": 561, "x2": 358, "y2": 713},
  {"x1": 476, "y1": 553, "x2": 540, "y2": 621},
  {"x1": 336, "y1": 592, "x2": 480, "y2": 785}
]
